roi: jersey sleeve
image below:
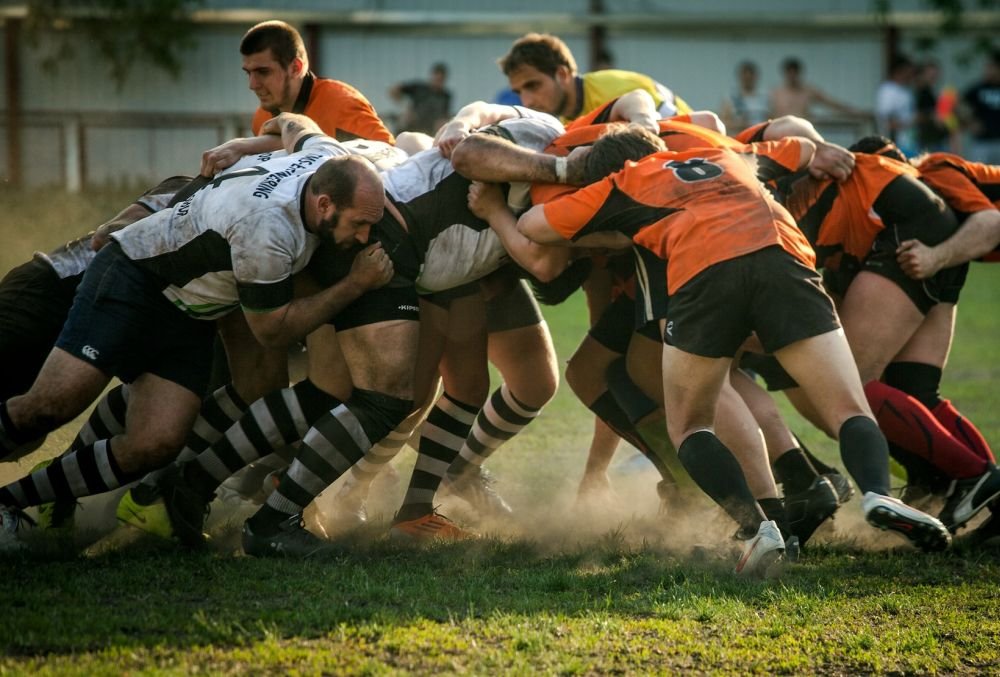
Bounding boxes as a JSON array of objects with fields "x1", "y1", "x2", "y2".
[
  {"x1": 746, "y1": 138, "x2": 804, "y2": 182},
  {"x1": 311, "y1": 81, "x2": 395, "y2": 144},
  {"x1": 542, "y1": 178, "x2": 616, "y2": 241},
  {"x1": 251, "y1": 108, "x2": 271, "y2": 136},
  {"x1": 135, "y1": 176, "x2": 195, "y2": 212},
  {"x1": 735, "y1": 120, "x2": 770, "y2": 144},
  {"x1": 232, "y1": 213, "x2": 299, "y2": 312}
]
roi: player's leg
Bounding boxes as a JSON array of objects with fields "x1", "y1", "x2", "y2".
[
  {"x1": 393, "y1": 289, "x2": 488, "y2": 534},
  {"x1": 444, "y1": 281, "x2": 556, "y2": 516}
]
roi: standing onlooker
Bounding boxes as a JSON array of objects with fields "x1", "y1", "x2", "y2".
[
  {"x1": 720, "y1": 60, "x2": 770, "y2": 133},
  {"x1": 876, "y1": 55, "x2": 918, "y2": 156},
  {"x1": 960, "y1": 49, "x2": 1000, "y2": 164},
  {"x1": 913, "y1": 59, "x2": 951, "y2": 153},
  {"x1": 389, "y1": 62, "x2": 453, "y2": 136},
  {"x1": 770, "y1": 57, "x2": 867, "y2": 120}
]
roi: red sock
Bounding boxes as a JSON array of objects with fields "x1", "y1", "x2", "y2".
[
  {"x1": 932, "y1": 399, "x2": 995, "y2": 463},
  {"x1": 864, "y1": 381, "x2": 987, "y2": 479}
]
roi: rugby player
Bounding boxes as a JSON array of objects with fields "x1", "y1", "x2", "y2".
[
  {"x1": 515, "y1": 124, "x2": 953, "y2": 571},
  {"x1": 0, "y1": 115, "x2": 389, "y2": 549}
]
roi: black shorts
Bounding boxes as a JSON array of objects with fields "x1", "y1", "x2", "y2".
[
  {"x1": 632, "y1": 245, "x2": 669, "y2": 327},
  {"x1": 665, "y1": 246, "x2": 841, "y2": 358},
  {"x1": 857, "y1": 174, "x2": 966, "y2": 313},
  {"x1": 861, "y1": 229, "x2": 968, "y2": 313},
  {"x1": 0, "y1": 259, "x2": 82, "y2": 400},
  {"x1": 54, "y1": 242, "x2": 216, "y2": 395},
  {"x1": 589, "y1": 294, "x2": 635, "y2": 354},
  {"x1": 420, "y1": 281, "x2": 480, "y2": 310},
  {"x1": 486, "y1": 279, "x2": 543, "y2": 333},
  {"x1": 738, "y1": 352, "x2": 800, "y2": 391},
  {"x1": 331, "y1": 283, "x2": 420, "y2": 331}
]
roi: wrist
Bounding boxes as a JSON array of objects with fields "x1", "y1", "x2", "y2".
[{"x1": 554, "y1": 156, "x2": 568, "y2": 184}]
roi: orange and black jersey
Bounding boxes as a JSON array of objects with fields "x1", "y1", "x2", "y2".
[
  {"x1": 251, "y1": 72, "x2": 395, "y2": 144},
  {"x1": 532, "y1": 100, "x2": 743, "y2": 205},
  {"x1": 784, "y1": 153, "x2": 920, "y2": 266},
  {"x1": 916, "y1": 153, "x2": 1000, "y2": 214},
  {"x1": 542, "y1": 142, "x2": 814, "y2": 295}
]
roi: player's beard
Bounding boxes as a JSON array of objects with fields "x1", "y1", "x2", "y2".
[{"x1": 318, "y1": 210, "x2": 355, "y2": 250}]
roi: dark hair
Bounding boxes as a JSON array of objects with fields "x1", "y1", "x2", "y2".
[
  {"x1": 431, "y1": 62, "x2": 448, "y2": 76},
  {"x1": 890, "y1": 54, "x2": 914, "y2": 74},
  {"x1": 585, "y1": 123, "x2": 666, "y2": 183},
  {"x1": 498, "y1": 33, "x2": 577, "y2": 77},
  {"x1": 781, "y1": 57, "x2": 802, "y2": 73},
  {"x1": 848, "y1": 135, "x2": 905, "y2": 162},
  {"x1": 738, "y1": 60, "x2": 759, "y2": 75},
  {"x1": 240, "y1": 20, "x2": 307, "y2": 69},
  {"x1": 310, "y1": 156, "x2": 378, "y2": 208}
]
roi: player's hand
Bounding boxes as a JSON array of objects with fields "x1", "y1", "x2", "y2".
[
  {"x1": 896, "y1": 239, "x2": 943, "y2": 279},
  {"x1": 435, "y1": 121, "x2": 470, "y2": 159},
  {"x1": 200, "y1": 139, "x2": 250, "y2": 177},
  {"x1": 467, "y1": 181, "x2": 507, "y2": 220},
  {"x1": 90, "y1": 226, "x2": 112, "y2": 252},
  {"x1": 566, "y1": 146, "x2": 593, "y2": 185},
  {"x1": 348, "y1": 242, "x2": 394, "y2": 290},
  {"x1": 808, "y1": 141, "x2": 855, "y2": 182},
  {"x1": 628, "y1": 112, "x2": 660, "y2": 133}
]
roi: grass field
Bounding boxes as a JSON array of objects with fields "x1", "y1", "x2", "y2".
[{"x1": 1, "y1": 187, "x2": 999, "y2": 674}]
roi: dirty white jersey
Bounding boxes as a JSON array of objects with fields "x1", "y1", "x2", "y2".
[
  {"x1": 112, "y1": 135, "x2": 348, "y2": 320},
  {"x1": 379, "y1": 107, "x2": 564, "y2": 293}
]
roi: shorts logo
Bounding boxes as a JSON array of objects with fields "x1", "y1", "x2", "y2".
[
  {"x1": 666, "y1": 321, "x2": 674, "y2": 337},
  {"x1": 81, "y1": 345, "x2": 100, "y2": 361}
]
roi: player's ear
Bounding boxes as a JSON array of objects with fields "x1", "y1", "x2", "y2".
[
  {"x1": 290, "y1": 57, "x2": 306, "y2": 78},
  {"x1": 555, "y1": 64, "x2": 573, "y2": 85}
]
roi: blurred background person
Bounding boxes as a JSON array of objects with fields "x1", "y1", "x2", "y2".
[
  {"x1": 913, "y1": 58, "x2": 953, "y2": 153},
  {"x1": 389, "y1": 62, "x2": 453, "y2": 135},
  {"x1": 876, "y1": 54, "x2": 918, "y2": 156},
  {"x1": 960, "y1": 48, "x2": 1000, "y2": 164},
  {"x1": 771, "y1": 56, "x2": 869, "y2": 120},
  {"x1": 720, "y1": 60, "x2": 770, "y2": 132}
]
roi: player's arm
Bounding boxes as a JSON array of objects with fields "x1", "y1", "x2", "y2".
[
  {"x1": 241, "y1": 243, "x2": 393, "y2": 348},
  {"x1": 604, "y1": 89, "x2": 660, "y2": 131},
  {"x1": 200, "y1": 135, "x2": 284, "y2": 177},
  {"x1": 435, "y1": 101, "x2": 522, "y2": 158},
  {"x1": 467, "y1": 181, "x2": 570, "y2": 282},
  {"x1": 756, "y1": 115, "x2": 854, "y2": 181},
  {"x1": 452, "y1": 133, "x2": 590, "y2": 185},
  {"x1": 897, "y1": 208, "x2": 1000, "y2": 279},
  {"x1": 809, "y1": 85, "x2": 868, "y2": 117},
  {"x1": 259, "y1": 113, "x2": 328, "y2": 154},
  {"x1": 90, "y1": 202, "x2": 155, "y2": 251}
]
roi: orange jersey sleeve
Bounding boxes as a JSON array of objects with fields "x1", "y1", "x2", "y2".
[
  {"x1": 735, "y1": 120, "x2": 770, "y2": 144},
  {"x1": 917, "y1": 153, "x2": 1000, "y2": 214},
  {"x1": 251, "y1": 77, "x2": 395, "y2": 144}
]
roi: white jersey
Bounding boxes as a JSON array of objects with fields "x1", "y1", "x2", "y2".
[
  {"x1": 379, "y1": 107, "x2": 564, "y2": 293},
  {"x1": 112, "y1": 135, "x2": 348, "y2": 320}
]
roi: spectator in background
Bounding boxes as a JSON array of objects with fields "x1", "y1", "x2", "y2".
[
  {"x1": 771, "y1": 57, "x2": 868, "y2": 120},
  {"x1": 913, "y1": 59, "x2": 951, "y2": 153},
  {"x1": 875, "y1": 55, "x2": 918, "y2": 156},
  {"x1": 389, "y1": 62, "x2": 453, "y2": 135},
  {"x1": 720, "y1": 60, "x2": 770, "y2": 132},
  {"x1": 592, "y1": 49, "x2": 615, "y2": 71},
  {"x1": 960, "y1": 49, "x2": 1000, "y2": 164}
]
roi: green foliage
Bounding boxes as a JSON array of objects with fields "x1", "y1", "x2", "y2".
[
  {"x1": 25, "y1": 0, "x2": 203, "y2": 89},
  {"x1": 873, "y1": 0, "x2": 1000, "y2": 59}
]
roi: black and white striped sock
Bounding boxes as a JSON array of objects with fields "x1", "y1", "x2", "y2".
[
  {"x1": 70, "y1": 383, "x2": 130, "y2": 451},
  {"x1": 0, "y1": 439, "x2": 140, "y2": 508},
  {"x1": 447, "y1": 384, "x2": 541, "y2": 480},
  {"x1": 396, "y1": 393, "x2": 479, "y2": 522},
  {"x1": 250, "y1": 391, "x2": 410, "y2": 533},
  {"x1": 181, "y1": 380, "x2": 338, "y2": 501},
  {"x1": 132, "y1": 384, "x2": 248, "y2": 498}
]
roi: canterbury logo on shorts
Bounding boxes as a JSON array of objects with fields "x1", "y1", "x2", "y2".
[{"x1": 81, "y1": 345, "x2": 100, "y2": 361}]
